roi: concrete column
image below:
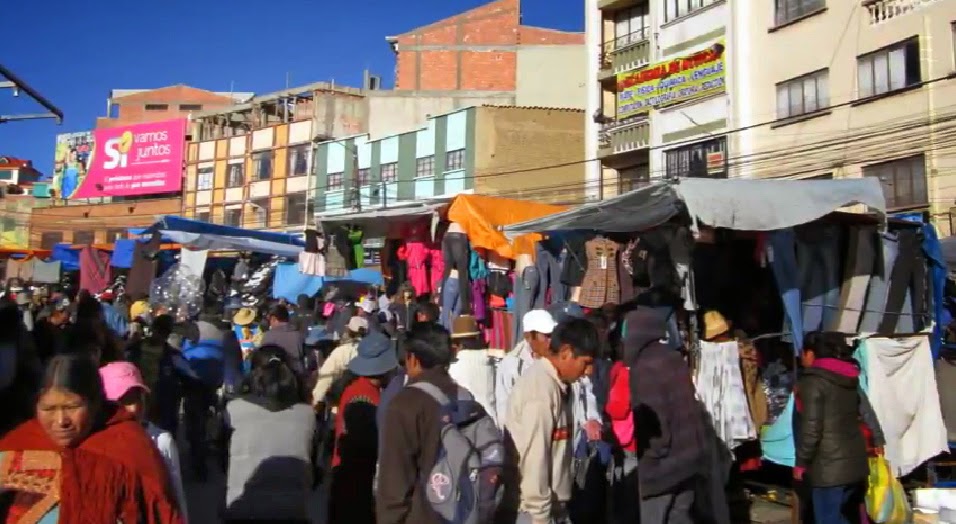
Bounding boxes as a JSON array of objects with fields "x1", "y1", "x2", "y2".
[{"x1": 585, "y1": 0, "x2": 602, "y2": 201}]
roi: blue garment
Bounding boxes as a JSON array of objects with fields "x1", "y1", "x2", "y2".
[
  {"x1": 768, "y1": 229, "x2": 804, "y2": 354},
  {"x1": 469, "y1": 250, "x2": 488, "y2": 280},
  {"x1": 182, "y1": 337, "x2": 226, "y2": 388},
  {"x1": 923, "y1": 224, "x2": 948, "y2": 359},
  {"x1": 440, "y1": 276, "x2": 462, "y2": 330},
  {"x1": 761, "y1": 394, "x2": 796, "y2": 467},
  {"x1": 272, "y1": 262, "x2": 323, "y2": 302},
  {"x1": 811, "y1": 484, "x2": 863, "y2": 524},
  {"x1": 101, "y1": 303, "x2": 128, "y2": 337},
  {"x1": 109, "y1": 239, "x2": 137, "y2": 269}
]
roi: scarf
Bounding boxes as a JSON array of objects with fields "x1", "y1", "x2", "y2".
[{"x1": 0, "y1": 405, "x2": 183, "y2": 524}]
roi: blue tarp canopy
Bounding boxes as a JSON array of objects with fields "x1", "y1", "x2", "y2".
[
  {"x1": 148, "y1": 216, "x2": 305, "y2": 257},
  {"x1": 50, "y1": 243, "x2": 80, "y2": 271},
  {"x1": 271, "y1": 263, "x2": 383, "y2": 301}
]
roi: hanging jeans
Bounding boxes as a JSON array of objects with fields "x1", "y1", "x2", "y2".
[
  {"x1": 768, "y1": 229, "x2": 804, "y2": 353},
  {"x1": 796, "y1": 225, "x2": 842, "y2": 334},
  {"x1": 879, "y1": 229, "x2": 926, "y2": 334},
  {"x1": 442, "y1": 233, "x2": 471, "y2": 315},
  {"x1": 441, "y1": 277, "x2": 462, "y2": 330},
  {"x1": 834, "y1": 226, "x2": 877, "y2": 333},
  {"x1": 535, "y1": 243, "x2": 567, "y2": 308},
  {"x1": 512, "y1": 266, "x2": 539, "y2": 347},
  {"x1": 859, "y1": 232, "x2": 899, "y2": 333}
]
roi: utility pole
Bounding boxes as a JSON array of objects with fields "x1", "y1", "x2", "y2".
[{"x1": 351, "y1": 144, "x2": 361, "y2": 213}]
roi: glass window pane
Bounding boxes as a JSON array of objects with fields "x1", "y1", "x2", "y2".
[
  {"x1": 777, "y1": 85, "x2": 789, "y2": 118},
  {"x1": 888, "y1": 46, "x2": 906, "y2": 91},
  {"x1": 911, "y1": 157, "x2": 928, "y2": 204},
  {"x1": 858, "y1": 59, "x2": 873, "y2": 98},
  {"x1": 817, "y1": 72, "x2": 830, "y2": 108},
  {"x1": 804, "y1": 76, "x2": 818, "y2": 112},
  {"x1": 874, "y1": 52, "x2": 889, "y2": 95},
  {"x1": 789, "y1": 81, "x2": 803, "y2": 116}
]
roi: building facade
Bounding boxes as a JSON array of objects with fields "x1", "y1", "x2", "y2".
[
  {"x1": 96, "y1": 85, "x2": 253, "y2": 129},
  {"x1": 30, "y1": 197, "x2": 182, "y2": 248},
  {"x1": 0, "y1": 157, "x2": 43, "y2": 248},
  {"x1": 743, "y1": 0, "x2": 956, "y2": 234},
  {"x1": 314, "y1": 105, "x2": 585, "y2": 216}
]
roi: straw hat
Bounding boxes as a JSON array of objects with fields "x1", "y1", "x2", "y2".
[
  {"x1": 232, "y1": 307, "x2": 257, "y2": 326},
  {"x1": 130, "y1": 300, "x2": 150, "y2": 320},
  {"x1": 451, "y1": 314, "x2": 481, "y2": 339},
  {"x1": 703, "y1": 310, "x2": 731, "y2": 340}
]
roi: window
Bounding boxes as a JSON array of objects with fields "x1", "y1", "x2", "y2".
[
  {"x1": 224, "y1": 208, "x2": 243, "y2": 227},
  {"x1": 73, "y1": 231, "x2": 94, "y2": 245},
  {"x1": 287, "y1": 144, "x2": 311, "y2": 177},
  {"x1": 619, "y1": 165, "x2": 650, "y2": 194},
  {"x1": 105, "y1": 229, "x2": 125, "y2": 242},
  {"x1": 197, "y1": 167, "x2": 214, "y2": 190},
  {"x1": 227, "y1": 163, "x2": 244, "y2": 187},
  {"x1": 416, "y1": 156, "x2": 435, "y2": 178},
  {"x1": 613, "y1": 4, "x2": 650, "y2": 47},
  {"x1": 665, "y1": 137, "x2": 727, "y2": 179},
  {"x1": 381, "y1": 162, "x2": 398, "y2": 183},
  {"x1": 144, "y1": 104, "x2": 168, "y2": 111},
  {"x1": 774, "y1": 0, "x2": 825, "y2": 26},
  {"x1": 179, "y1": 104, "x2": 203, "y2": 111},
  {"x1": 664, "y1": 0, "x2": 718, "y2": 22},
  {"x1": 857, "y1": 38, "x2": 921, "y2": 99},
  {"x1": 250, "y1": 198, "x2": 270, "y2": 226},
  {"x1": 286, "y1": 192, "x2": 308, "y2": 226},
  {"x1": 776, "y1": 69, "x2": 829, "y2": 119},
  {"x1": 863, "y1": 155, "x2": 928, "y2": 209},
  {"x1": 40, "y1": 232, "x2": 63, "y2": 250},
  {"x1": 357, "y1": 168, "x2": 371, "y2": 186},
  {"x1": 445, "y1": 149, "x2": 465, "y2": 171},
  {"x1": 252, "y1": 151, "x2": 273, "y2": 180},
  {"x1": 196, "y1": 210, "x2": 211, "y2": 223},
  {"x1": 327, "y1": 171, "x2": 344, "y2": 191}
]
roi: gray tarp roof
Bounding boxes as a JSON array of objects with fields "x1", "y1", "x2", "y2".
[
  {"x1": 504, "y1": 178, "x2": 887, "y2": 235},
  {"x1": 317, "y1": 201, "x2": 448, "y2": 238}
]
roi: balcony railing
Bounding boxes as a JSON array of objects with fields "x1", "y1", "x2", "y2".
[
  {"x1": 598, "y1": 117, "x2": 650, "y2": 158},
  {"x1": 600, "y1": 29, "x2": 651, "y2": 76},
  {"x1": 864, "y1": 0, "x2": 940, "y2": 24}
]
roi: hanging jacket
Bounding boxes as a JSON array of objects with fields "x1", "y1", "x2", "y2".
[{"x1": 469, "y1": 250, "x2": 489, "y2": 280}]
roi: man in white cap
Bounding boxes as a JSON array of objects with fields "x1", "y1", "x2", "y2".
[{"x1": 494, "y1": 309, "x2": 556, "y2": 427}]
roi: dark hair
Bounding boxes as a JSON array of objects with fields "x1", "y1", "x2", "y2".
[
  {"x1": 416, "y1": 303, "x2": 440, "y2": 324},
  {"x1": 40, "y1": 353, "x2": 105, "y2": 408},
  {"x1": 245, "y1": 344, "x2": 302, "y2": 410},
  {"x1": 805, "y1": 331, "x2": 854, "y2": 360},
  {"x1": 405, "y1": 321, "x2": 452, "y2": 369},
  {"x1": 152, "y1": 314, "x2": 175, "y2": 337},
  {"x1": 549, "y1": 318, "x2": 600, "y2": 357},
  {"x1": 270, "y1": 305, "x2": 290, "y2": 323}
]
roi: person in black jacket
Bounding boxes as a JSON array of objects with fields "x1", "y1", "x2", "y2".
[{"x1": 794, "y1": 332, "x2": 869, "y2": 524}]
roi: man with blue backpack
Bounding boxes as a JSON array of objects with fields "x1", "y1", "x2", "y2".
[{"x1": 377, "y1": 322, "x2": 504, "y2": 524}]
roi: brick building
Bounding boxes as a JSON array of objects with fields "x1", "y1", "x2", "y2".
[{"x1": 96, "y1": 85, "x2": 254, "y2": 129}]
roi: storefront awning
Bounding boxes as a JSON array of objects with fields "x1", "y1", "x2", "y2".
[
  {"x1": 148, "y1": 216, "x2": 305, "y2": 257},
  {"x1": 317, "y1": 201, "x2": 450, "y2": 238},
  {"x1": 504, "y1": 178, "x2": 887, "y2": 235}
]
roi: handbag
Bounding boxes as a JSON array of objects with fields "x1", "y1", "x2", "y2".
[{"x1": 866, "y1": 455, "x2": 912, "y2": 523}]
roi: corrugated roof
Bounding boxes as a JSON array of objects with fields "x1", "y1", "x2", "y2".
[{"x1": 479, "y1": 105, "x2": 585, "y2": 113}]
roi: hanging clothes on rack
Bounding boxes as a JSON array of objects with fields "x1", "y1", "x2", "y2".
[
  {"x1": 126, "y1": 235, "x2": 162, "y2": 298},
  {"x1": 578, "y1": 236, "x2": 620, "y2": 309},
  {"x1": 695, "y1": 340, "x2": 757, "y2": 450},
  {"x1": 4, "y1": 258, "x2": 33, "y2": 282},
  {"x1": 32, "y1": 260, "x2": 62, "y2": 284},
  {"x1": 79, "y1": 246, "x2": 111, "y2": 294},
  {"x1": 299, "y1": 229, "x2": 326, "y2": 276}
]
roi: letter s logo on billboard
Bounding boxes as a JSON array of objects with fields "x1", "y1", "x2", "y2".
[{"x1": 103, "y1": 131, "x2": 134, "y2": 170}]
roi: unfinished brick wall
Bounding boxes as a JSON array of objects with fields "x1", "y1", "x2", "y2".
[
  {"x1": 96, "y1": 85, "x2": 238, "y2": 129},
  {"x1": 393, "y1": 0, "x2": 584, "y2": 92}
]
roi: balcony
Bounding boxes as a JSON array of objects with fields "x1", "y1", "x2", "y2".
[
  {"x1": 599, "y1": 30, "x2": 651, "y2": 81},
  {"x1": 598, "y1": 117, "x2": 650, "y2": 158},
  {"x1": 864, "y1": 0, "x2": 940, "y2": 24}
]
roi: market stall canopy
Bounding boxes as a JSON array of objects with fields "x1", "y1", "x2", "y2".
[
  {"x1": 148, "y1": 216, "x2": 305, "y2": 257},
  {"x1": 317, "y1": 200, "x2": 450, "y2": 238},
  {"x1": 447, "y1": 194, "x2": 567, "y2": 259},
  {"x1": 504, "y1": 178, "x2": 887, "y2": 235}
]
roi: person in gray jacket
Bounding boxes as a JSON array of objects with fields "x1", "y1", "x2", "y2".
[
  {"x1": 261, "y1": 304, "x2": 306, "y2": 375},
  {"x1": 223, "y1": 344, "x2": 316, "y2": 523}
]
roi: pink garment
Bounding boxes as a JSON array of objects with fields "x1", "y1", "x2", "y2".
[
  {"x1": 399, "y1": 242, "x2": 431, "y2": 296},
  {"x1": 79, "y1": 246, "x2": 111, "y2": 293},
  {"x1": 428, "y1": 246, "x2": 444, "y2": 294}
]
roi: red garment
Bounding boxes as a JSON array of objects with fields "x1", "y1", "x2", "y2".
[
  {"x1": 79, "y1": 246, "x2": 111, "y2": 294},
  {"x1": 606, "y1": 361, "x2": 636, "y2": 452},
  {"x1": 0, "y1": 406, "x2": 183, "y2": 524},
  {"x1": 398, "y1": 242, "x2": 431, "y2": 296},
  {"x1": 429, "y1": 245, "x2": 444, "y2": 293},
  {"x1": 332, "y1": 376, "x2": 382, "y2": 468}
]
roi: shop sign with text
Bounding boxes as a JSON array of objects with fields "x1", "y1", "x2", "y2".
[{"x1": 616, "y1": 41, "x2": 726, "y2": 119}]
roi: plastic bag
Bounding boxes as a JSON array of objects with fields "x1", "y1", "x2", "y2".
[{"x1": 866, "y1": 456, "x2": 912, "y2": 523}]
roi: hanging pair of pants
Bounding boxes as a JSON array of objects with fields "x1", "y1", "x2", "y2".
[
  {"x1": 512, "y1": 266, "x2": 539, "y2": 347},
  {"x1": 440, "y1": 276, "x2": 462, "y2": 331},
  {"x1": 859, "y1": 232, "x2": 900, "y2": 333},
  {"x1": 442, "y1": 233, "x2": 471, "y2": 315},
  {"x1": 834, "y1": 226, "x2": 877, "y2": 333},
  {"x1": 535, "y1": 243, "x2": 567, "y2": 308},
  {"x1": 796, "y1": 224, "x2": 842, "y2": 334},
  {"x1": 880, "y1": 229, "x2": 926, "y2": 333},
  {"x1": 768, "y1": 229, "x2": 804, "y2": 352}
]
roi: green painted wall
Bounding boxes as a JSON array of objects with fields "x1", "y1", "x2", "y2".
[
  {"x1": 397, "y1": 133, "x2": 416, "y2": 201},
  {"x1": 369, "y1": 140, "x2": 382, "y2": 206},
  {"x1": 433, "y1": 115, "x2": 448, "y2": 196}
]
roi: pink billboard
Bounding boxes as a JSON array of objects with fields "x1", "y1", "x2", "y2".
[{"x1": 62, "y1": 118, "x2": 186, "y2": 199}]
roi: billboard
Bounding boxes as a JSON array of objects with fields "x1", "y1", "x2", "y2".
[
  {"x1": 52, "y1": 119, "x2": 186, "y2": 199},
  {"x1": 616, "y1": 40, "x2": 726, "y2": 119}
]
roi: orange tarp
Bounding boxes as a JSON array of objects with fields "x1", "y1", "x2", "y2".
[{"x1": 446, "y1": 194, "x2": 566, "y2": 259}]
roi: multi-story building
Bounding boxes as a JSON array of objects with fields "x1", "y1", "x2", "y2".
[
  {"x1": 182, "y1": 83, "x2": 367, "y2": 231},
  {"x1": 0, "y1": 157, "x2": 43, "y2": 248},
  {"x1": 744, "y1": 0, "x2": 956, "y2": 233},
  {"x1": 313, "y1": 105, "x2": 585, "y2": 215},
  {"x1": 96, "y1": 85, "x2": 253, "y2": 129},
  {"x1": 587, "y1": 0, "x2": 731, "y2": 201}
]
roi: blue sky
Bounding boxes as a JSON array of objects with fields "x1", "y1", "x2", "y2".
[{"x1": 0, "y1": 0, "x2": 582, "y2": 176}]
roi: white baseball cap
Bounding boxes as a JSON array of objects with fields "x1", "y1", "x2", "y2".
[{"x1": 523, "y1": 309, "x2": 557, "y2": 334}]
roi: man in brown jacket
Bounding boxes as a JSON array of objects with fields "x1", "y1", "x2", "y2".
[{"x1": 376, "y1": 321, "x2": 459, "y2": 524}]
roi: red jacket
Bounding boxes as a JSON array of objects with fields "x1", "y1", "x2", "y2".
[{"x1": 606, "y1": 361, "x2": 636, "y2": 452}]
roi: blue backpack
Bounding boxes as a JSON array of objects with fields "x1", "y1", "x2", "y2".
[{"x1": 411, "y1": 382, "x2": 504, "y2": 524}]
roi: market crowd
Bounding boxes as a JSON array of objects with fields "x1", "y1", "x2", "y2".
[{"x1": 0, "y1": 281, "x2": 885, "y2": 524}]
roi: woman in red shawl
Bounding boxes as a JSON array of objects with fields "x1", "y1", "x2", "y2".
[{"x1": 0, "y1": 353, "x2": 184, "y2": 524}]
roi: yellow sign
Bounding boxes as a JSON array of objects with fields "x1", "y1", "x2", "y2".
[{"x1": 616, "y1": 40, "x2": 726, "y2": 119}]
